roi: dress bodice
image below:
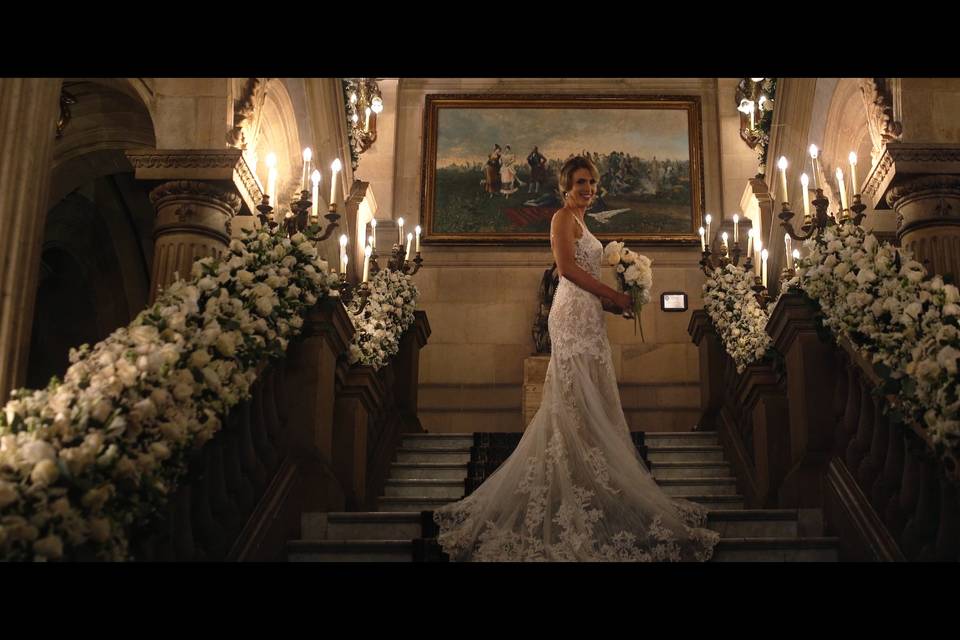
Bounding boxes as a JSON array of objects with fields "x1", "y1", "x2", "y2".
[{"x1": 549, "y1": 216, "x2": 607, "y2": 361}]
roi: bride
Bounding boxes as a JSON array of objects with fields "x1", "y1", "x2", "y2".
[{"x1": 433, "y1": 156, "x2": 720, "y2": 561}]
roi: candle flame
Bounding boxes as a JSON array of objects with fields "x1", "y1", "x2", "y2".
[
  {"x1": 266, "y1": 152, "x2": 277, "y2": 168},
  {"x1": 848, "y1": 151, "x2": 857, "y2": 165},
  {"x1": 778, "y1": 156, "x2": 788, "y2": 170},
  {"x1": 809, "y1": 144, "x2": 819, "y2": 159},
  {"x1": 331, "y1": 158, "x2": 342, "y2": 172},
  {"x1": 311, "y1": 169, "x2": 321, "y2": 185},
  {"x1": 303, "y1": 147, "x2": 312, "y2": 162},
  {"x1": 801, "y1": 173, "x2": 809, "y2": 187}
]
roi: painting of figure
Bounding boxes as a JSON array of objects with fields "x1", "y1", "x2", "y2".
[{"x1": 420, "y1": 95, "x2": 704, "y2": 244}]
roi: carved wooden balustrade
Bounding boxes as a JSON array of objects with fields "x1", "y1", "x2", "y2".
[{"x1": 692, "y1": 292, "x2": 960, "y2": 561}]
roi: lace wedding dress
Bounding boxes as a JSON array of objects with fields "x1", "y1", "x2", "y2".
[{"x1": 433, "y1": 215, "x2": 720, "y2": 561}]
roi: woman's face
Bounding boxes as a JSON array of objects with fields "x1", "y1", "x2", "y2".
[{"x1": 567, "y1": 168, "x2": 597, "y2": 206}]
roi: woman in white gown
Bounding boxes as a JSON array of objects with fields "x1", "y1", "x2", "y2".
[{"x1": 433, "y1": 156, "x2": 720, "y2": 561}]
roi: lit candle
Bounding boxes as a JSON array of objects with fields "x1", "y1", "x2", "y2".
[
  {"x1": 733, "y1": 214, "x2": 739, "y2": 244},
  {"x1": 748, "y1": 101, "x2": 755, "y2": 130},
  {"x1": 339, "y1": 234, "x2": 348, "y2": 273},
  {"x1": 370, "y1": 218, "x2": 377, "y2": 249},
  {"x1": 761, "y1": 249, "x2": 769, "y2": 288},
  {"x1": 698, "y1": 226, "x2": 705, "y2": 251},
  {"x1": 266, "y1": 152, "x2": 277, "y2": 202},
  {"x1": 302, "y1": 147, "x2": 312, "y2": 191},
  {"x1": 364, "y1": 107, "x2": 371, "y2": 132},
  {"x1": 800, "y1": 173, "x2": 811, "y2": 220},
  {"x1": 330, "y1": 158, "x2": 342, "y2": 204},
  {"x1": 835, "y1": 167, "x2": 849, "y2": 212},
  {"x1": 849, "y1": 151, "x2": 858, "y2": 197},
  {"x1": 792, "y1": 249, "x2": 801, "y2": 265},
  {"x1": 721, "y1": 231, "x2": 728, "y2": 254},
  {"x1": 397, "y1": 217, "x2": 404, "y2": 245},
  {"x1": 747, "y1": 228, "x2": 754, "y2": 258},
  {"x1": 809, "y1": 144, "x2": 820, "y2": 189},
  {"x1": 341, "y1": 254, "x2": 348, "y2": 275},
  {"x1": 705, "y1": 213, "x2": 712, "y2": 246},
  {"x1": 778, "y1": 156, "x2": 789, "y2": 204},
  {"x1": 415, "y1": 225, "x2": 421, "y2": 252},
  {"x1": 362, "y1": 244, "x2": 371, "y2": 283},
  {"x1": 784, "y1": 233, "x2": 793, "y2": 268},
  {"x1": 755, "y1": 239, "x2": 763, "y2": 276},
  {"x1": 406, "y1": 232, "x2": 413, "y2": 261},
  {"x1": 310, "y1": 169, "x2": 321, "y2": 220}
]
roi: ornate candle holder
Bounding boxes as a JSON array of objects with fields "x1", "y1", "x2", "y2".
[
  {"x1": 368, "y1": 241, "x2": 423, "y2": 276},
  {"x1": 700, "y1": 237, "x2": 751, "y2": 275},
  {"x1": 779, "y1": 189, "x2": 866, "y2": 243}
]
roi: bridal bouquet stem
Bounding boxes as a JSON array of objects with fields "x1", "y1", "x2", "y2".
[{"x1": 603, "y1": 241, "x2": 653, "y2": 341}]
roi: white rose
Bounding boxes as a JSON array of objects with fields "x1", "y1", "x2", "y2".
[
  {"x1": 0, "y1": 480, "x2": 18, "y2": 508},
  {"x1": 173, "y1": 383, "x2": 193, "y2": 401},
  {"x1": 22, "y1": 440, "x2": 56, "y2": 464},
  {"x1": 943, "y1": 303, "x2": 960, "y2": 317},
  {"x1": 215, "y1": 332, "x2": 238, "y2": 357},
  {"x1": 197, "y1": 276, "x2": 217, "y2": 292},
  {"x1": 33, "y1": 534, "x2": 64, "y2": 559},
  {"x1": 115, "y1": 358, "x2": 138, "y2": 386},
  {"x1": 255, "y1": 297, "x2": 274, "y2": 315},
  {"x1": 189, "y1": 349, "x2": 212, "y2": 368},
  {"x1": 937, "y1": 346, "x2": 959, "y2": 376},
  {"x1": 150, "y1": 442, "x2": 171, "y2": 460},
  {"x1": 30, "y1": 459, "x2": 60, "y2": 486}
]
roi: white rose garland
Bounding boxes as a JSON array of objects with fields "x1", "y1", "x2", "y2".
[
  {"x1": 0, "y1": 228, "x2": 340, "y2": 561},
  {"x1": 346, "y1": 270, "x2": 419, "y2": 371},
  {"x1": 702, "y1": 263, "x2": 773, "y2": 373}
]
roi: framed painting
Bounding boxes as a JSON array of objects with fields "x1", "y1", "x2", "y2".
[{"x1": 420, "y1": 94, "x2": 704, "y2": 245}]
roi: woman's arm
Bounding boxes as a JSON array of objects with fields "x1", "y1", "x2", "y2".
[{"x1": 550, "y1": 210, "x2": 631, "y2": 308}]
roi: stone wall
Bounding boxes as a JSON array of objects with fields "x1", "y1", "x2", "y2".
[{"x1": 391, "y1": 78, "x2": 741, "y2": 434}]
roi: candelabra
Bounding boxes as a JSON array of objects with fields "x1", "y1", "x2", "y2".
[
  {"x1": 368, "y1": 240, "x2": 423, "y2": 277},
  {"x1": 779, "y1": 188, "x2": 866, "y2": 243},
  {"x1": 700, "y1": 230, "x2": 775, "y2": 308},
  {"x1": 337, "y1": 275, "x2": 371, "y2": 313},
  {"x1": 344, "y1": 78, "x2": 384, "y2": 159},
  {"x1": 255, "y1": 191, "x2": 340, "y2": 241}
]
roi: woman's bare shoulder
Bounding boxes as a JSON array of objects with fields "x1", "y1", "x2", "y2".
[{"x1": 550, "y1": 207, "x2": 581, "y2": 238}]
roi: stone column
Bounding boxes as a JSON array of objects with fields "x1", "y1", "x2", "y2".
[
  {"x1": 125, "y1": 149, "x2": 263, "y2": 302},
  {"x1": 146, "y1": 180, "x2": 240, "y2": 300},
  {"x1": 888, "y1": 175, "x2": 960, "y2": 280},
  {"x1": 0, "y1": 78, "x2": 62, "y2": 399}
]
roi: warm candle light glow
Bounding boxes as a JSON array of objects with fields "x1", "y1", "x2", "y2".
[
  {"x1": 784, "y1": 233, "x2": 793, "y2": 268},
  {"x1": 755, "y1": 239, "x2": 763, "y2": 276},
  {"x1": 800, "y1": 173, "x2": 811, "y2": 220},
  {"x1": 747, "y1": 228, "x2": 754, "y2": 258},
  {"x1": 364, "y1": 107, "x2": 371, "y2": 132},
  {"x1": 310, "y1": 169, "x2": 321, "y2": 219},
  {"x1": 793, "y1": 248, "x2": 800, "y2": 262},
  {"x1": 733, "y1": 214, "x2": 739, "y2": 243},
  {"x1": 849, "y1": 151, "x2": 858, "y2": 197},
  {"x1": 370, "y1": 218, "x2": 377, "y2": 249},
  {"x1": 397, "y1": 217, "x2": 404, "y2": 245},
  {"x1": 778, "y1": 156, "x2": 789, "y2": 203},
  {"x1": 761, "y1": 248, "x2": 769, "y2": 288},
  {"x1": 302, "y1": 147, "x2": 312, "y2": 191},
  {"x1": 705, "y1": 213, "x2": 712, "y2": 244},
  {"x1": 835, "y1": 167, "x2": 849, "y2": 211},
  {"x1": 721, "y1": 231, "x2": 728, "y2": 246},
  {"x1": 363, "y1": 245, "x2": 372, "y2": 283},
  {"x1": 415, "y1": 225, "x2": 421, "y2": 252},
  {"x1": 809, "y1": 144, "x2": 820, "y2": 189},
  {"x1": 405, "y1": 232, "x2": 413, "y2": 261},
  {"x1": 698, "y1": 226, "x2": 705, "y2": 251},
  {"x1": 330, "y1": 158, "x2": 342, "y2": 203}
]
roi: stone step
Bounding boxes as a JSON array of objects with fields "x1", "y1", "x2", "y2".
[
  {"x1": 395, "y1": 448, "x2": 472, "y2": 464},
  {"x1": 287, "y1": 540, "x2": 413, "y2": 562},
  {"x1": 390, "y1": 462, "x2": 469, "y2": 480},
  {"x1": 302, "y1": 511, "x2": 425, "y2": 540},
  {"x1": 384, "y1": 479, "x2": 465, "y2": 499},
  {"x1": 658, "y1": 478, "x2": 739, "y2": 496},
  {"x1": 706, "y1": 510, "x2": 799, "y2": 538},
  {"x1": 711, "y1": 537, "x2": 839, "y2": 562},
  {"x1": 400, "y1": 434, "x2": 475, "y2": 450},
  {"x1": 650, "y1": 462, "x2": 732, "y2": 479},
  {"x1": 647, "y1": 446, "x2": 726, "y2": 463},
  {"x1": 378, "y1": 496, "x2": 455, "y2": 512},
  {"x1": 672, "y1": 494, "x2": 745, "y2": 509},
  {"x1": 645, "y1": 432, "x2": 720, "y2": 447}
]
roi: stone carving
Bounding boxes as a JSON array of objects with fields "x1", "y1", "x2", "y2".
[
  {"x1": 128, "y1": 150, "x2": 262, "y2": 209},
  {"x1": 149, "y1": 180, "x2": 242, "y2": 215},
  {"x1": 56, "y1": 87, "x2": 78, "y2": 139},
  {"x1": 886, "y1": 175, "x2": 960, "y2": 209},
  {"x1": 531, "y1": 263, "x2": 560, "y2": 354},
  {"x1": 226, "y1": 78, "x2": 268, "y2": 150},
  {"x1": 862, "y1": 145, "x2": 960, "y2": 204},
  {"x1": 859, "y1": 78, "x2": 903, "y2": 166}
]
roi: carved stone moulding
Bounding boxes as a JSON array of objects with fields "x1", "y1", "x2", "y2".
[
  {"x1": 126, "y1": 148, "x2": 263, "y2": 215},
  {"x1": 150, "y1": 180, "x2": 241, "y2": 244},
  {"x1": 861, "y1": 143, "x2": 960, "y2": 210}
]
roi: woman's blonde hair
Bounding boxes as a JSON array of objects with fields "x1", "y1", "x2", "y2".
[{"x1": 558, "y1": 155, "x2": 600, "y2": 193}]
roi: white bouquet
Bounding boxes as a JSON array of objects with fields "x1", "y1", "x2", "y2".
[{"x1": 603, "y1": 240, "x2": 653, "y2": 340}]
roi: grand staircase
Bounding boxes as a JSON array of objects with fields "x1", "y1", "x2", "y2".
[{"x1": 287, "y1": 431, "x2": 839, "y2": 562}]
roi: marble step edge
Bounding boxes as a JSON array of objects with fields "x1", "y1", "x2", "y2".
[
  {"x1": 287, "y1": 539, "x2": 413, "y2": 552},
  {"x1": 715, "y1": 536, "x2": 839, "y2": 549},
  {"x1": 396, "y1": 447, "x2": 472, "y2": 454},
  {"x1": 650, "y1": 461, "x2": 731, "y2": 469},
  {"x1": 645, "y1": 432, "x2": 719, "y2": 438},
  {"x1": 402, "y1": 434, "x2": 474, "y2": 440},
  {"x1": 385, "y1": 479, "x2": 466, "y2": 486},
  {"x1": 315, "y1": 509, "x2": 800, "y2": 524},
  {"x1": 391, "y1": 462, "x2": 469, "y2": 469},
  {"x1": 645, "y1": 444, "x2": 724, "y2": 452},
  {"x1": 656, "y1": 478, "x2": 738, "y2": 485}
]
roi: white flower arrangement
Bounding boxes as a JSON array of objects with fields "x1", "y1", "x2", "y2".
[
  {"x1": 702, "y1": 263, "x2": 773, "y2": 373},
  {"x1": 603, "y1": 241, "x2": 653, "y2": 340},
  {"x1": 789, "y1": 221, "x2": 960, "y2": 458},
  {"x1": 0, "y1": 228, "x2": 340, "y2": 561},
  {"x1": 346, "y1": 269, "x2": 419, "y2": 370}
]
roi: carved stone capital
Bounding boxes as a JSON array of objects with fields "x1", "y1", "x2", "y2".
[
  {"x1": 859, "y1": 78, "x2": 902, "y2": 167},
  {"x1": 126, "y1": 148, "x2": 264, "y2": 215},
  {"x1": 861, "y1": 143, "x2": 960, "y2": 210},
  {"x1": 149, "y1": 180, "x2": 240, "y2": 244}
]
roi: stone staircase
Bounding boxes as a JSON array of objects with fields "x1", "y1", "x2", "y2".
[{"x1": 287, "y1": 431, "x2": 839, "y2": 562}]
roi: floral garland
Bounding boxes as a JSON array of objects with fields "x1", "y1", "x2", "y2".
[
  {"x1": 0, "y1": 229, "x2": 340, "y2": 561},
  {"x1": 702, "y1": 263, "x2": 773, "y2": 373},
  {"x1": 789, "y1": 222, "x2": 960, "y2": 462},
  {"x1": 753, "y1": 78, "x2": 777, "y2": 178},
  {"x1": 346, "y1": 269, "x2": 419, "y2": 370},
  {"x1": 341, "y1": 79, "x2": 362, "y2": 172}
]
